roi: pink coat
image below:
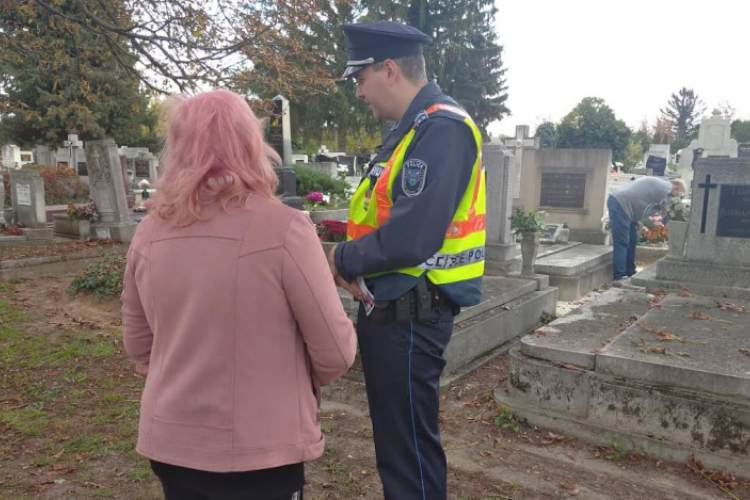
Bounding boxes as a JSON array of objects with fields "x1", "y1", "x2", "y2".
[{"x1": 121, "y1": 196, "x2": 357, "y2": 472}]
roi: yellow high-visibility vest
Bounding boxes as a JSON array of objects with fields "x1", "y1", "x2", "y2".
[{"x1": 346, "y1": 103, "x2": 486, "y2": 285}]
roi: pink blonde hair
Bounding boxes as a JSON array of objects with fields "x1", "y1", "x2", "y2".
[{"x1": 148, "y1": 90, "x2": 280, "y2": 225}]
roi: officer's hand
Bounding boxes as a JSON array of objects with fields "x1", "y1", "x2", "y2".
[{"x1": 327, "y1": 245, "x2": 364, "y2": 300}]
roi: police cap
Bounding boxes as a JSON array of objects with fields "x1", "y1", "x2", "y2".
[{"x1": 339, "y1": 21, "x2": 431, "y2": 80}]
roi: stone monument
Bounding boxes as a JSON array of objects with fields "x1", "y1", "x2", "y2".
[
  {"x1": 84, "y1": 139, "x2": 137, "y2": 242},
  {"x1": 8, "y1": 169, "x2": 54, "y2": 240},
  {"x1": 483, "y1": 145, "x2": 521, "y2": 274},
  {"x1": 519, "y1": 149, "x2": 611, "y2": 245},
  {"x1": 677, "y1": 110, "x2": 738, "y2": 187}
]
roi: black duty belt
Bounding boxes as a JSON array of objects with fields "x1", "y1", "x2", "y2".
[{"x1": 370, "y1": 277, "x2": 458, "y2": 323}]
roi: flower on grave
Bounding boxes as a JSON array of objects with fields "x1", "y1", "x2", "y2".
[
  {"x1": 138, "y1": 179, "x2": 150, "y2": 189},
  {"x1": 315, "y1": 219, "x2": 347, "y2": 243},
  {"x1": 305, "y1": 191, "x2": 324, "y2": 204}
]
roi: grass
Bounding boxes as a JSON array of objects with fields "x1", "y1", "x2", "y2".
[{"x1": 0, "y1": 290, "x2": 154, "y2": 498}]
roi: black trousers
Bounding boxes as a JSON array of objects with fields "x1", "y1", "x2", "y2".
[
  {"x1": 357, "y1": 300, "x2": 455, "y2": 500},
  {"x1": 150, "y1": 460, "x2": 304, "y2": 500}
]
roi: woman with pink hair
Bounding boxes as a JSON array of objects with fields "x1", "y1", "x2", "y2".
[{"x1": 121, "y1": 89, "x2": 356, "y2": 500}]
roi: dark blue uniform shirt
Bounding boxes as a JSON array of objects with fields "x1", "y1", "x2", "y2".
[{"x1": 334, "y1": 82, "x2": 481, "y2": 306}]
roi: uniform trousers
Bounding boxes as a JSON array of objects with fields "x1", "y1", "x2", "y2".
[{"x1": 356, "y1": 299, "x2": 455, "y2": 500}]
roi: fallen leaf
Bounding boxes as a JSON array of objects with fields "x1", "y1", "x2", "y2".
[
  {"x1": 558, "y1": 481, "x2": 576, "y2": 490},
  {"x1": 637, "y1": 322, "x2": 685, "y2": 342},
  {"x1": 570, "y1": 489, "x2": 580, "y2": 496},
  {"x1": 647, "y1": 346, "x2": 666, "y2": 355},
  {"x1": 717, "y1": 301, "x2": 747, "y2": 314},
  {"x1": 740, "y1": 348, "x2": 750, "y2": 357},
  {"x1": 678, "y1": 287, "x2": 695, "y2": 297},
  {"x1": 689, "y1": 311, "x2": 712, "y2": 321},
  {"x1": 566, "y1": 451, "x2": 577, "y2": 461},
  {"x1": 552, "y1": 362, "x2": 585, "y2": 372}
]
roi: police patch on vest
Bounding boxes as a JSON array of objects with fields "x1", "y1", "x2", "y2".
[{"x1": 402, "y1": 159, "x2": 427, "y2": 197}]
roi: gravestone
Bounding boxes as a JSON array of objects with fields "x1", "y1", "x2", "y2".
[
  {"x1": 269, "y1": 95, "x2": 292, "y2": 166},
  {"x1": 520, "y1": 149, "x2": 611, "y2": 245},
  {"x1": 645, "y1": 155, "x2": 667, "y2": 176},
  {"x1": 33, "y1": 145, "x2": 53, "y2": 166},
  {"x1": 502, "y1": 125, "x2": 540, "y2": 201},
  {"x1": 84, "y1": 139, "x2": 137, "y2": 243},
  {"x1": 645, "y1": 157, "x2": 750, "y2": 296},
  {"x1": 120, "y1": 156, "x2": 135, "y2": 209},
  {"x1": 0, "y1": 182, "x2": 5, "y2": 224},
  {"x1": 540, "y1": 224, "x2": 561, "y2": 243},
  {"x1": 739, "y1": 143, "x2": 750, "y2": 159},
  {"x1": 276, "y1": 166, "x2": 302, "y2": 209},
  {"x1": 677, "y1": 110, "x2": 738, "y2": 187},
  {"x1": 483, "y1": 145, "x2": 521, "y2": 274},
  {"x1": 8, "y1": 169, "x2": 54, "y2": 240},
  {"x1": 643, "y1": 143, "x2": 670, "y2": 166}
]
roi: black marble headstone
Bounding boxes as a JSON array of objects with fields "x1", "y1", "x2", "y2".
[
  {"x1": 716, "y1": 185, "x2": 750, "y2": 239},
  {"x1": 739, "y1": 143, "x2": 750, "y2": 159},
  {"x1": 268, "y1": 98, "x2": 284, "y2": 161},
  {"x1": 275, "y1": 166, "x2": 302, "y2": 209},
  {"x1": 77, "y1": 162, "x2": 88, "y2": 176},
  {"x1": 539, "y1": 172, "x2": 587, "y2": 209},
  {"x1": 646, "y1": 155, "x2": 667, "y2": 176},
  {"x1": 135, "y1": 160, "x2": 150, "y2": 178}
]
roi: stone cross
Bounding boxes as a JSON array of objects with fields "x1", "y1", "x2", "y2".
[
  {"x1": 63, "y1": 134, "x2": 83, "y2": 168},
  {"x1": 697, "y1": 174, "x2": 717, "y2": 234},
  {"x1": 269, "y1": 95, "x2": 292, "y2": 166},
  {"x1": 503, "y1": 125, "x2": 539, "y2": 199}
]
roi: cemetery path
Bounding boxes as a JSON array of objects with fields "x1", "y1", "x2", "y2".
[{"x1": 1, "y1": 275, "x2": 748, "y2": 500}]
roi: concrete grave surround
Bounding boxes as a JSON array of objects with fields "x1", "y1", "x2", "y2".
[
  {"x1": 520, "y1": 149, "x2": 612, "y2": 245},
  {"x1": 0, "y1": 181, "x2": 5, "y2": 224},
  {"x1": 483, "y1": 145, "x2": 520, "y2": 274},
  {"x1": 85, "y1": 139, "x2": 137, "y2": 243},
  {"x1": 499, "y1": 290, "x2": 750, "y2": 475},
  {"x1": 677, "y1": 110, "x2": 738, "y2": 187}
]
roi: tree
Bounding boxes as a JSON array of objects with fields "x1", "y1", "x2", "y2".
[
  {"x1": 651, "y1": 117, "x2": 674, "y2": 145},
  {"x1": 660, "y1": 87, "x2": 705, "y2": 140},
  {"x1": 0, "y1": 0, "x2": 333, "y2": 96},
  {"x1": 535, "y1": 122, "x2": 557, "y2": 149},
  {"x1": 633, "y1": 119, "x2": 651, "y2": 154},
  {"x1": 556, "y1": 97, "x2": 631, "y2": 163},
  {"x1": 732, "y1": 119, "x2": 750, "y2": 143},
  {"x1": 361, "y1": 0, "x2": 510, "y2": 138},
  {"x1": 0, "y1": 0, "x2": 159, "y2": 147}
]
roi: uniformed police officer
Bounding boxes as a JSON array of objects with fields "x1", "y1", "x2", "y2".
[{"x1": 327, "y1": 21, "x2": 486, "y2": 500}]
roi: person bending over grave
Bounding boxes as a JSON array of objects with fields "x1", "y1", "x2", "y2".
[
  {"x1": 121, "y1": 89, "x2": 356, "y2": 500},
  {"x1": 607, "y1": 177, "x2": 686, "y2": 284}
]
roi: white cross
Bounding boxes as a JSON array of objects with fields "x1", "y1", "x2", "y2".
[{"x1": 63, "y1": 134, "x2": 83, "y2": 167}]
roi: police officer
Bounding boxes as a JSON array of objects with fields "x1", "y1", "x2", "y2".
[{"x1": 326, "y1": 21, "x2": 486, "y2": 500}]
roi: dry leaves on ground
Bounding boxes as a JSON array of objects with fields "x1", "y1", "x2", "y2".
[
  {"x1": 688, "y1": 311, "x2": 733, "y2": 324},
  {"x1": 678, "y1": 287, "x2": 695, "y2": 297},
  {"x1": 636, "y1": 322, "x2": 685, "y2": 342},
  {"x1": 687, "y1": 454, "x2": 750, "y2": 499},
  {"x1": 717, "y1": 301, "x2": 748, "y2": 314},
  {"x1": 558, "y1": 482, "x2": 580, "y2": 496},
  {"x1": 740, "y1": 348, "x2": 750, "y2": 357}
]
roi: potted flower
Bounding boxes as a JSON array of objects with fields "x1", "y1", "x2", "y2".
[
  {"x1": 510, "y1": 208, "x2": 547, "y2": 276},
  {"x1": 66, "y1": 202, "x2": 100, "y2": 239}
]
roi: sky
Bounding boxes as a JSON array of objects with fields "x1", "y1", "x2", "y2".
[{"x1": 488, "y1": 0, "x2": 750, "y2": 139}]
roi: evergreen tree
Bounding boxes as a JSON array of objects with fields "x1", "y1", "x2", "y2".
[
  {"x1": 660, "y1": 87, "x2": 705, "y2": 140},
  {"x1": 0, "y1": 0, "x2": 158, "y2": 148}
]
